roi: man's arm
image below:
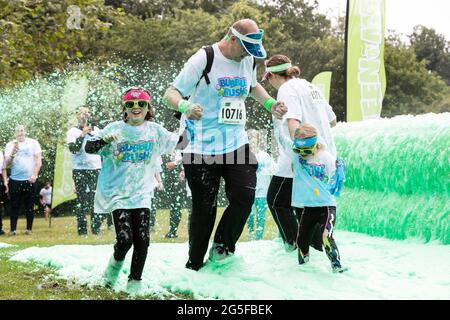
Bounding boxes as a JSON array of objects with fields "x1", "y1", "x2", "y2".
[
  {"x1": 164, "y1": 86, "x2": 184, "y2": 111},
  {"x1": 68, "y1": 127, "x2": 91, "y2": 153},
  {"x1": 163, "y1": 86, "x2": 203, "y2": 120},
  {"x1": 250, "y1": 83, "x2": 287, "y2": 119}
]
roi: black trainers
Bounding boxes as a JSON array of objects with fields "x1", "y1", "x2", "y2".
[
  {"x1": 208, "y1": 243, "x2": 234, "y2": 263},
  {"x1": 298, "y1": 250, "x2": 310, "y2": 265},
  {"x1": 185, "y1": 260, "x2": 204, "y2": 271}
]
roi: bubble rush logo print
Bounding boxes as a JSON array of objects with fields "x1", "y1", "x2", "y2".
[
  {"x1": 114, "y1": 140, "x2": 154, "y2": 163},
  {"x1": 216, "y1": 77, "x2": 248, "y2": 97}
]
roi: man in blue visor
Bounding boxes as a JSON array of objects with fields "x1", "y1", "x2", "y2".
[{"x1": 164, "y1": 19, "x2": 287, "y2": 271}]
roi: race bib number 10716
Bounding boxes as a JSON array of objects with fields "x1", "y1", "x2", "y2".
[{"x1": 218, "y1": 100, "x2": 247, "y2": 125}]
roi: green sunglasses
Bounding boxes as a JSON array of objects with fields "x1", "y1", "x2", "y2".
[
  {"x1": 293, "y1": 144, "x2": 317, "y2": 156},
  {"x1": 123, "y1": 100, "x2": 150, "y2": 109}
]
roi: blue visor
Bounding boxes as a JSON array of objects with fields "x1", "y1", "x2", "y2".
[
  {"x1": 237, "y1": 30, "x2": 267, "y2": 59},
  {"x1": 293, "y1": 136, "x2": 317, "y2": 148}
]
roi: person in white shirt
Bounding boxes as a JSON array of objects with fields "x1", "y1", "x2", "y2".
[
  {"x1": 164, "y1": 18, "x2": 287, "y2": 271},
  {"x1": 39, "y1": 181, "x2": 52, "y2": 220},
  {"x1": 246, "y1": 129, "x2": 277, "y2": 240},
  {"x1": 262, "y1": 54, "x2": 337, "y2": 253},
  {"x1": 0, "y1": 150, "x2": 8, "y2": 235},
  {"x1": 66, "y1": 106, "x2": 104, "y2": 235},
  {"x1": 162, "y1": 149, "x2": 187, "y2": 239},
  {"x1": 149, "y1": 156, "x2": 163, "y2": 232},
  {"x1": 85, "y1": 87, "x2": 181, "y2": 294},
  {"x1": 4, "y1": 125, "x2": 42, "y2": 236}
]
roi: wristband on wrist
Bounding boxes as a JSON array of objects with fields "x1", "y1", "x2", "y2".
[
  {"x1": 263, "y1": 97, "x2": 277, "y2": 112},
  {"x1": 178, "y1": 100, "x2": 191, "y2": 114}
]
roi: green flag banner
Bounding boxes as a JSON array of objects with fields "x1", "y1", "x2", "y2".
[
  {"x1": 312, "y1": 71, "x2": 332, "y2": 104},
  {"x1": 345, "y1": 0, "x2": 387, "y2": 122},
  {"x1": 52, "y1": 75, "x2": 89, "y2": 209}
]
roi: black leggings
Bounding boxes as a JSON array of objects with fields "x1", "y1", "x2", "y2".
[
  {"x1": 297, "y1": 206, "x2": 341, "y2": 266},
  {"x1": 9, "y1": 179, "x2": 36, "y2": 231},
  {"x1": 112, "y1": 208, "x2": 150, "y2": 281},
  {"x1": 267, "y1": 176, "x2": 322, "y2": 251},
  {"x1": 183, "y1": 144, "x2": 257, "y2": 269}
]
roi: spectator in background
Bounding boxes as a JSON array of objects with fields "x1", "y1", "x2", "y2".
[
  {"x1": 149, "y1": 156, "x2": 163, "y2": 232},
  {"x1": 4, "y1": 125, "x2": 42, "y2": 235},
  {"x1": 66, "y1": 106, "x2": 103, "y2": 235},
  {"x1": 0, "y1": 149, "x2": 8, "y2": 235},
  {"x1": 246, "y1": 129, "x2": 277, "y2": 240},
  {"x1": 162, "y1": 149, "x2": 186, "y2": 239},
  {"x1": 39, "y1": 181, "x2": 52, "y2": 221}
]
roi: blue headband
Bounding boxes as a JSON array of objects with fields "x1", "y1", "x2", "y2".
[{"x1": 293, "y1": 136, "x2": 317, "y2": 148}]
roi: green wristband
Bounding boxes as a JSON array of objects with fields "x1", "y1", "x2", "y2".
[
  {"x1": 263, "y1": 97, "x2": 277, "y2": 112},
  {"x1": 178, "y1": 100, "x2": 191, "y2": 114}
]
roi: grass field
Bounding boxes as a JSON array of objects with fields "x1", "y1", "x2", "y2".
[{"x1": 0, "y1": 208, "x2": 279, "y2": 300}]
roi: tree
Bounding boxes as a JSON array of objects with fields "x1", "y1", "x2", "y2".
[
  {"x1": 410, "y1": 25, "x2": 450, "y2": 85},
  {"x1": 382, "y1": 38, "x2": 449, "y2": 117}
]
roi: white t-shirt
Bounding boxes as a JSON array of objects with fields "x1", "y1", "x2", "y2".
[
  {"x1": 4, "y1": 138, "x2": 42, "y2": 181},
  {"x1": 93, "y1": 121, "x2": 179, "y2": 214},
  {"x1": 66, "y1": 127, "x2": 102, "y2": 170},
  {"x1": 40, "y1": 187, "x2": 52, "y2": 205},
  {"x1": 255, "y1": 150, "x2": 277, "y2": 198},
  {"x1": 273, "y1": 78, "x2": 337, "y2": 178},
  {"x1": 0, "y1": 151, "x2": 4, "y2": 171},
  {"x1": 173, "y1": 43, "x2": 258, "y2": 155}
]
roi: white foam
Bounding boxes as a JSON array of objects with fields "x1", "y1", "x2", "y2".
[{"x1": 9, "y1": 231, "x2": 450, "y2": 299}]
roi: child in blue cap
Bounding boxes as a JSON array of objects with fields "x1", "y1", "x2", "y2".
[{"x1": 291, "y1": 123, "x2": 347, "y2": 273}]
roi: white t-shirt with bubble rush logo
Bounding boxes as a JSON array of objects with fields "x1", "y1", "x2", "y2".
[
  {"x1": 173, "y1": 43, "x2": 257, "y2": 155},
  {"x1": 92, "y1": 121, "x2": 179, "y2": 214}
]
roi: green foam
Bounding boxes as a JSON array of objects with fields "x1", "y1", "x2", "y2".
[
  {"x1": 337, "y1": 189, "x2": 449, "y2": 244},
  {"x1": 333, "y1": 113, "x2": 450, "y2": 244}
]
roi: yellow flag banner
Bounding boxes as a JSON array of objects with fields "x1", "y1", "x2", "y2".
[
  {"x1": 51, "y1": 75, "x2": 89, "y2": 209},
  {"x1": 311, "y1": 71, "x2": 332, "y2": 104},
  {"x1": 345, "y1": 0, "x2": 387, "y2": 121}
]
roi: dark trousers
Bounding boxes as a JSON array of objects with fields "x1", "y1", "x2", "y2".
[
  {"x1": 9, "y1": 179, "x2": 36, "y2": 232},
  {"x1": 72, "y1": 169, "x2": 101, "y2": 235},
  {"x1": 112, "y1": 208, "x2": 150, "y2": 281},
  {"x1": 165, "y1": 168, "x2": 185, "y2": 235},
  {"x1": 297, "y1": 206, "x2": 341, "y2": 267},
  {"x1": 267, "y1": 176, "x2": 300, "y2": 246},
  {"x1": 183, "y1": 144, "x2": 257, "y2": 269},
  {"x1": 0, "y1": 178, "x2": 6, "y2": 231},
  {"x1": 267, "y1": 176, "x2": 322, "y2": 251}
]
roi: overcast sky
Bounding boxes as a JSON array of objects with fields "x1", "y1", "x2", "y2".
[{"x1": 312, "y1": 0, "x2": 450, "y2": 41}]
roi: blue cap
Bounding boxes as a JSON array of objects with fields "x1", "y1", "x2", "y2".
[
  {"x1": 231, "y1": 28, "x2": 267, "y2": 59},
  {"x1": 293, "y1": 136, "x2": 317, "y2": 148}
]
